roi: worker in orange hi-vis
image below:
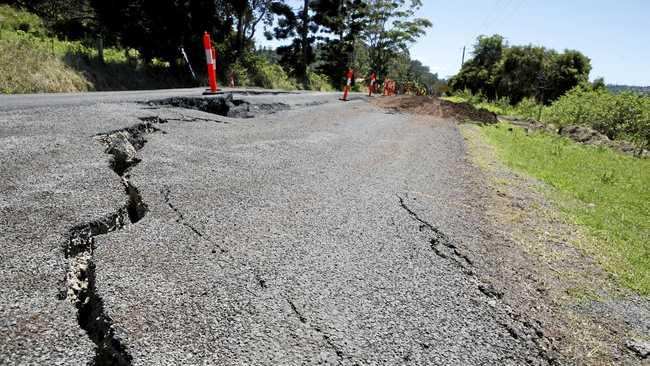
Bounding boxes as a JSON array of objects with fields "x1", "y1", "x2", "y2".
[
  {"x1": 383, "y1": 78, "x2": 389, "y2": 96},
  {"x1": 339, "y1": 68, "x2": 354, "y2": 101},
  {"x1": 368, "y1": 72, "x2": 377, "y2": 97}
]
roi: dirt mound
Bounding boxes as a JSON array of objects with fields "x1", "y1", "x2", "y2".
[{"x1": 373, "y1": 95, "x2": 498, "y2": 124}]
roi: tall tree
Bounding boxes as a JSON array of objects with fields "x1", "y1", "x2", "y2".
[
  {"x1": 230, "y1": 0, "x2": 273, "y2": 57},
  {"x1": 450, "y1": 34, "x2": 591, "y2": 104},
  {"x1": 311, "y1": 0, "x2": 366, "y2": 85},
  {"x1": 90, "y1": 0, "x2": 233, "y2": 68},
  {"x1": 448, "y1": 34, "x2": 505, "y2": 99},
  {"x1": 361, "y1": 0, "x2": 431, "y2": 78},
  {"x1": 267, "y1": 0, "x2": 317, "y2": 87}
]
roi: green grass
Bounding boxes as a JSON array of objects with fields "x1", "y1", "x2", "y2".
[
  {"x1": 481, "y1": 123, "x2": 650, "y2": 296},
  {"x1": 0, "y1": 5, "x2": 191, "y2": 93}
]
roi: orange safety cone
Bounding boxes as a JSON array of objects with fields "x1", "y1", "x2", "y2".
[
  {"x1": 368, "y1": 72, "x2": 376, "y2": 97},
  {"x1": 339, "y1": 68, "x2": 353, "y2": 101},
  {"x1": 203, "y1": 32, "x2": 218, "y2": 94}
]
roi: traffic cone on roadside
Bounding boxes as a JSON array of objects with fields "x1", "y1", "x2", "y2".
[
  {"x1": 339, "y1": 68, "x2": 354, "y2": 101},
  {"x1": 202, "y1": 32, "x2": 218, "y2": 95}
]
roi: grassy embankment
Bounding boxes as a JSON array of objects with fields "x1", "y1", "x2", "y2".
[
  {"x1": 0, "y1": 5, "x2": 335, "y2": 94},
  {"x1": 477, "y1": 123, "x2": 649, "y2": 296},
  {"x1": 0, "y1": 5, "x2": 192, "y2": 93}
]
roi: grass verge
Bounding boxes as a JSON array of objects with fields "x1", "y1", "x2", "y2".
[{"x1": 480, "y1": 123, "x2": 649, "y2": 297}]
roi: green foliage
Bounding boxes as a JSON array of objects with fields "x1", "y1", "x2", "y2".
[
  {"x1": 231, "y1": 53, "x2": 298, "y2": 90},
  {"x1": 0, "y1": 4, "x2": 45, "y2": 35},
  {"x1": 0, "y1": 5, "x2": 191, "y2": 93},
  {"x1": 362, "y1": 0, "x2": 432, "y2": 78},
  {"x1": 481, "y1": 124, "x2": 650, "y2": 296},
  {"x1": 544, "y1": 87, "x2": 650, "y2": 149},
  {"x1": 307, "y1": 70, "x2": 334, "y2": 91},
  {"x1": 450, "y1": 34, "x2": 591, "y2": 105},
  {"x1": 449, "y1": 35, "x2": 504, "y2": 99},
  {"x1": 0, "y1": 32, "x2": 89, "y2": 93},
  {"x1": 511, "y1": 97, "x2": 542, "y2": 120}
]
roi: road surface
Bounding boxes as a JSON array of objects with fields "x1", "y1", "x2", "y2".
[{"x1": 0, "y1": 89, "x2": 552, "y2": 365}]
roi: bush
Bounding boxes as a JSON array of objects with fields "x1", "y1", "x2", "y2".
[
  {"x1": 308, "y1": 71, "x2": 334, "y2": 91},
  {"x1": 544, "y1": 87, "x2": 650, "y2": 149},
  {"x1": 0, "y1": 5, "x2": 46, "y2": 36},
  {"x1": 231, "y1": 54, "x2": 298, "y2": 90},
  {"x1": 511, "y1": 97, "x2": 542, "y2": 120}
]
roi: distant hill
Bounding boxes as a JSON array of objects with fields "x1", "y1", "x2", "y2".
[{"x1": 607, "y1": 84, "x2": 650, "y2": 95}]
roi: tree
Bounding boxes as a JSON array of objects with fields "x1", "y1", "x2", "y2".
[
  {"x1": 90, "y1": 0, "x2": 233, "y2": 69},
  {"x1": 362, "y1": 0, "x2": 432, "y2": 79},
  {"x1": 230, "y1": 0, "x2": 273, "y2": 57},
  {"x1": 311, "y1": 0, "x2": 366, "y2": 84},
  {"x1": 450, "y1": 34, "x2": 591, "y2": 104},
  {"x1": 544, "y1": 49, "x2": 591, "y2": 101},
  {"x1": 494, "y1": 45, "x2": 547, "y2": 104},
  {"x1": 267, "y1": 0, "x2": 317, "y2": 88},
  {"x1": 448, "y1": 34, "x2": 505, "y2": 99}
]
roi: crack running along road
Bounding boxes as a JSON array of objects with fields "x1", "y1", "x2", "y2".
[{"x1": 1, "y1": 91, "x2": 553, "y2": 365}]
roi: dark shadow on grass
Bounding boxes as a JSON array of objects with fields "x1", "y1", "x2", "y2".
[{"x1": 62, "y1": 52, "x2": 199, "y2": 91}]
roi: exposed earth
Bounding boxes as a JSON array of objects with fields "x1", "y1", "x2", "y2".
[{"x1": 0, "y1": 90, "x2": 647, "y2": 365}]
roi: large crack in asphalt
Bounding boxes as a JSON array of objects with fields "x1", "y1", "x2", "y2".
[
  {"x1": 148, "y1": 94, "x2": 290, "y2": 119},
  {"x1": 396, "y1": 194, "x2": 560, "y2": 365},
  {"x1": 59, "y1": 121, "x2": 164, "y2": 365}
]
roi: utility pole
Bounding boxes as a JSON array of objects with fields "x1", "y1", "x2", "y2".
[{"x1": 461, "y1": 46, "x2": 466, "y2": 68}]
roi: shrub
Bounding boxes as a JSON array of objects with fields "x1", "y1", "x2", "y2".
[
  {"x1": 232, "y1": 54, "x2": 298, "y2": 90},
  {"x1": 0, "y1": 5, "x2": 46, "y2": 36},
  {"x1": 308, "y1": 71, "x2": 334, "y2": 91},
  {"x1": 544, "y1": 87, "x2": 650, "y2": 149},
  {"x1": 512, "y1": 97, "x2": 542, "y2": 120}
]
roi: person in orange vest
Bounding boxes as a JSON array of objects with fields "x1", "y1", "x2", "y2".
[{"x1": 368, "y1": 72, "x2": 377, "y2": 97}]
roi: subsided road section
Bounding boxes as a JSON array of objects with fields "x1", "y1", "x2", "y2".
[{"x1": 1, "y1": 90, "x2": 552, "y2": 365}]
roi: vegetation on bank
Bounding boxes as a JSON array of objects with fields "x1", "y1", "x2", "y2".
[
  {"x1": 444, "y1": 86, "x2": 650, "y2": 152},
  {"x1": 0, "y1": 5, "x2": 192, "y2": 93},
  {"x1": 479, "y1": 123, "x2": 650, "y2": 297},
  {"x1": 2, "y1": 0, "x2": 443, "y2": 94}
]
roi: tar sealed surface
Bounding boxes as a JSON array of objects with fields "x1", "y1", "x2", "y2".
[{"x1": 1, "y1": 92, "x2": 549, "y2": 365}]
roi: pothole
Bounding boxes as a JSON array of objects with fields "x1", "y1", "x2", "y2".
[{"x1": 148, "y1": 94, "x2": 290, "y2": 119}]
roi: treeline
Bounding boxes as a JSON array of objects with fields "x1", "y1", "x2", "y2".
[
  {"x1": 449, "y1": 35, "x2": 591, "y2": 105},
  {"x1": 2, "y1": 0, "x2": 441, "y2": 91}
]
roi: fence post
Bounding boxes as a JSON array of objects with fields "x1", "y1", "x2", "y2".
[{"x1": 97, "y1": 35, "x2": 104, "y2": 64}]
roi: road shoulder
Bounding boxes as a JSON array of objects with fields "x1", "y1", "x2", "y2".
[{"x1": 460, "y1": 123, "x2": 650, "y2": 364}]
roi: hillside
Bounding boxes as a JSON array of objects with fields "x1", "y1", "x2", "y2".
[{"x1": 0, "y1": 5, "x2": 194, "y2": 94}]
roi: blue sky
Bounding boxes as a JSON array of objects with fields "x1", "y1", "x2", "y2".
[{"x1": 255, "y1": 1, "x2": 649, "y2": 86}]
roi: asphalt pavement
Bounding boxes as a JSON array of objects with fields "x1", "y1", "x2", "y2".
[{"x1": 1, "y1": 89, "x2": 551, "y2": 365}]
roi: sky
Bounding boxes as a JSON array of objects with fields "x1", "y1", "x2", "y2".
[{"x1": 256, "y1": 0, "x2": 650, "y2": 86}]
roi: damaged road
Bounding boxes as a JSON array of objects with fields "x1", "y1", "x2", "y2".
[{"x1": 2, "y1": 90, "x2": 570, "y2": 365}]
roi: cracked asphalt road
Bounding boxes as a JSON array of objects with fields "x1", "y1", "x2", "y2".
[{"x1": 1, "y1": 89, "x2": 550, "y2": 365}]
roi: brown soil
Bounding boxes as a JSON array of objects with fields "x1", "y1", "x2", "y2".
[{"x1": 373, "y1": 95, "x2": 498, "y2": 124}]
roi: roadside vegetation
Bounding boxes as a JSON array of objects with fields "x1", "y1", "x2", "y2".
[
  {"x1": 478, "y1": 123, "x2": 649, "y2": 297},
  {"x1": 0, "y1": 5, "x2": 193, "y2": 93},
  {"x1": 445, "y1": 34, "x2": 649, "y2": 297},
  {"x1": 1, "y1": 1, "x2": 441, "y2": 94}
]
